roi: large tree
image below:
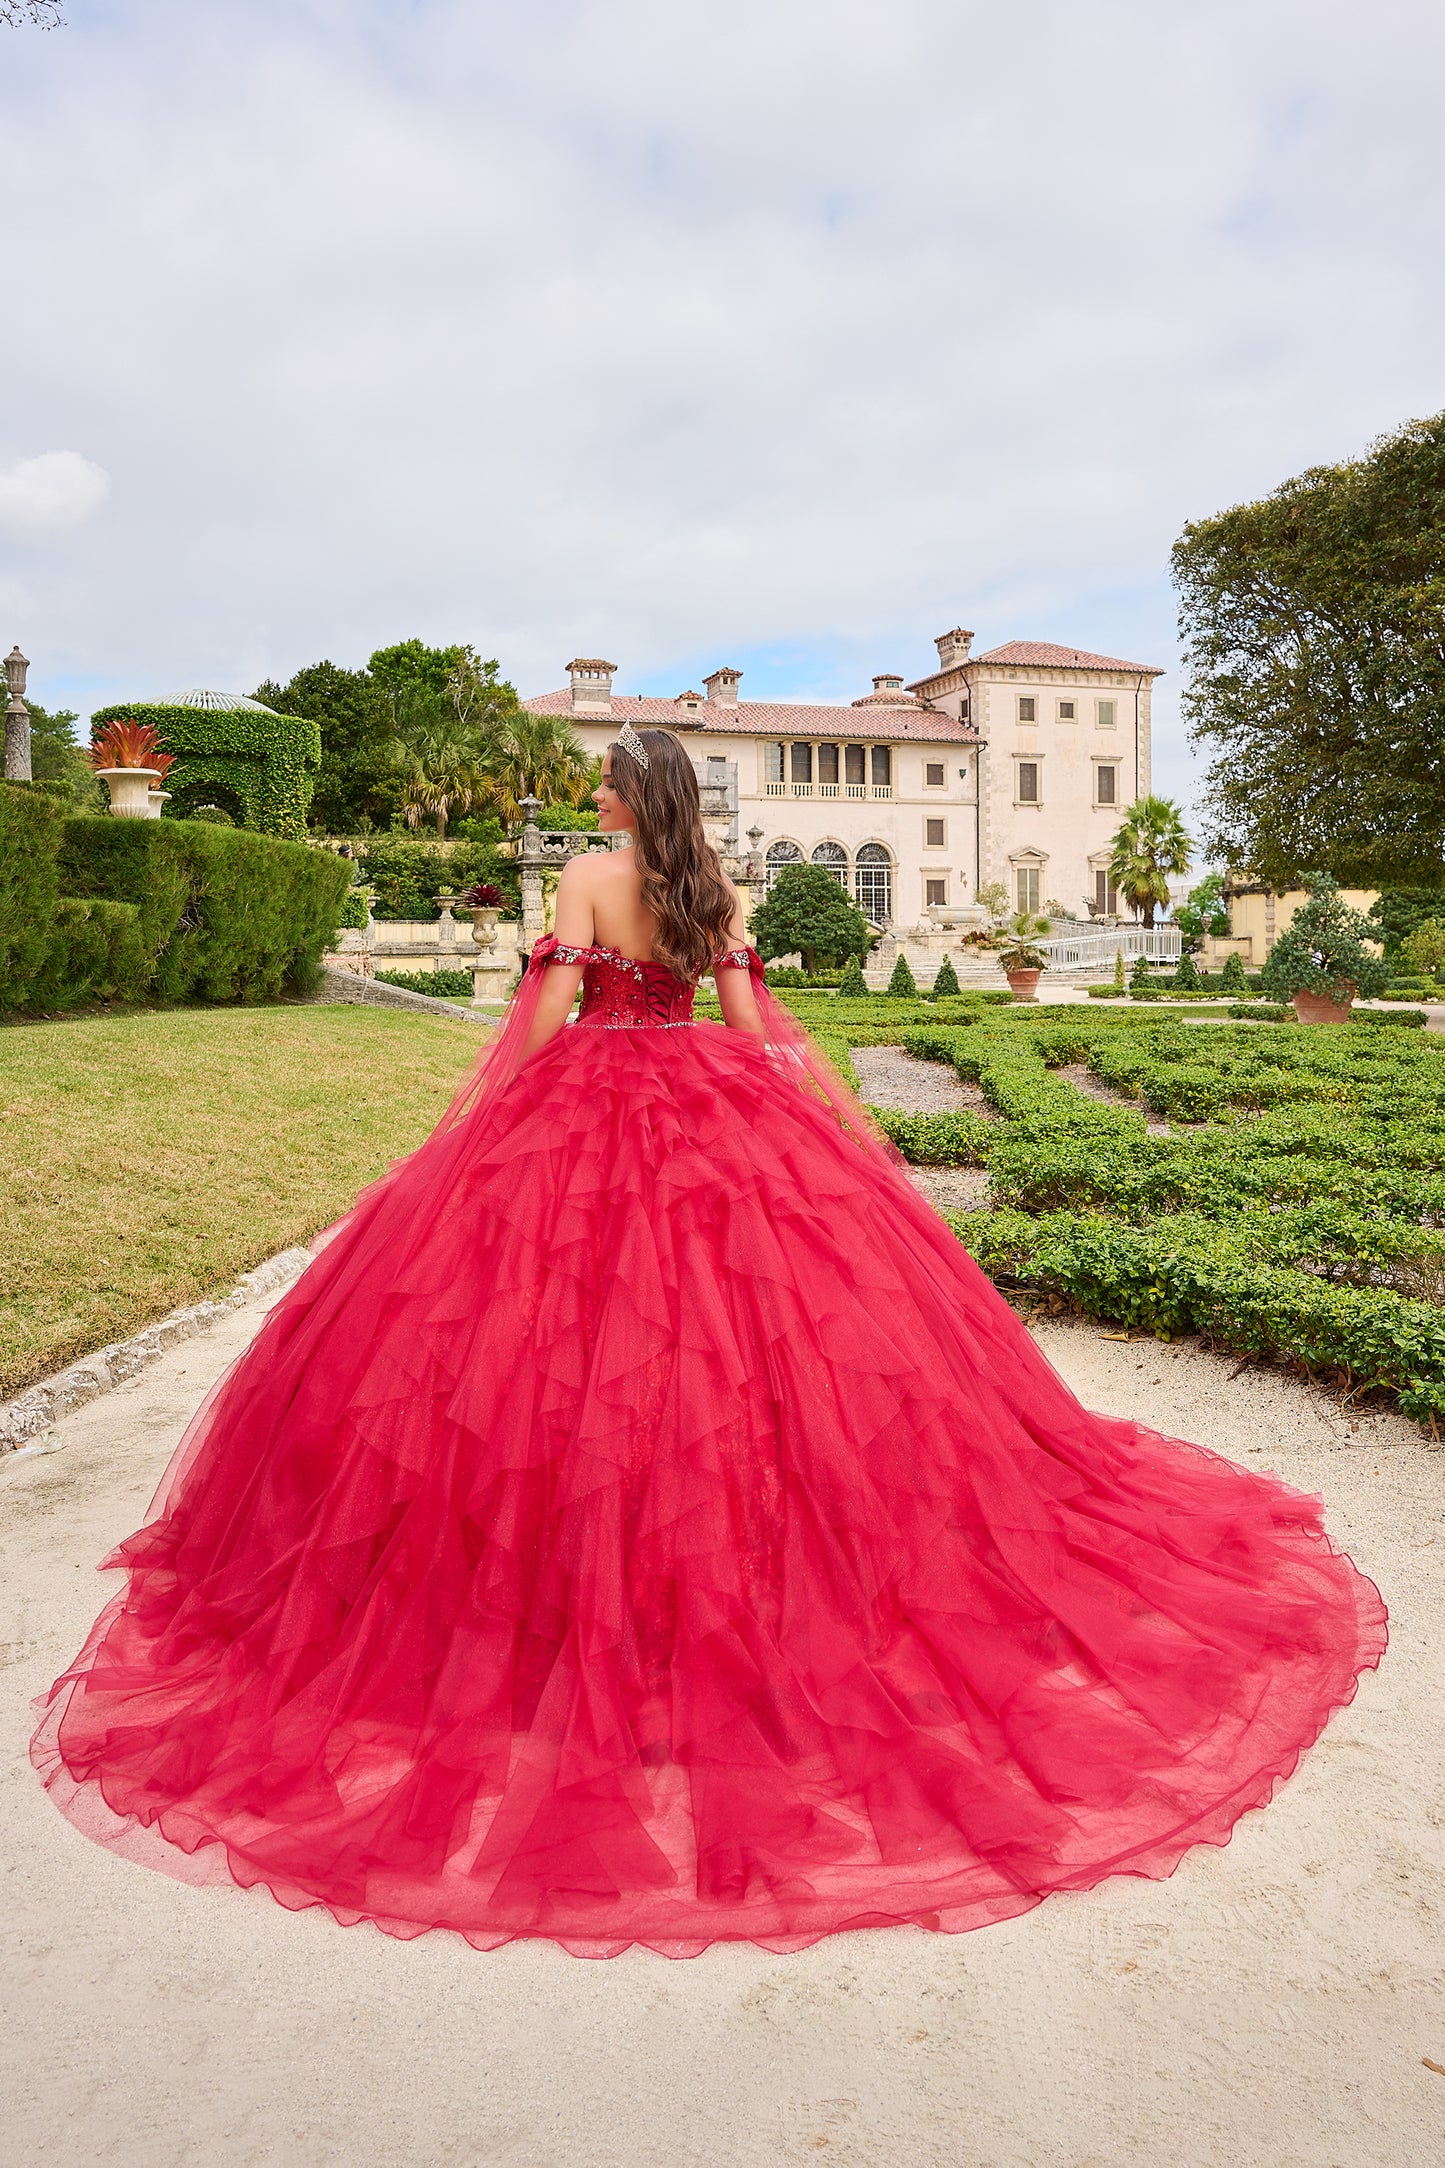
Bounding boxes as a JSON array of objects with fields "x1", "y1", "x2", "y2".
[
  {"x1": 252, "y1": 661, "x2": 397, "y2": 834},
  {"x1": 749, "y1": 864, "x2": 870, "y2": 971},
  {"x1": 1174, "y1": 410, "x2": 1445, "y2": 886},
  {"x1": 26, "y1": 702, "x2": 103, "y2": 812}
]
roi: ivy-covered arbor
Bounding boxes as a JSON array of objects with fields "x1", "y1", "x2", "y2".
[{"x1": 88, "y1": 691, "x2": 320, "y2": 840}]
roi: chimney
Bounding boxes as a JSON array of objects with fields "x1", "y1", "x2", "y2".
[
  {"x1": 872, "y1": 674, "x2": 905, "y2": 696},
  {"x1": 703, "y1": 666, "x2": 741, "y2": 708},
  {"x1": 567, "y1": 658, "x2": 617, "y2": 713},
  {"x1": 934, "y1": 628, "x2": 973, "y2": 669}
]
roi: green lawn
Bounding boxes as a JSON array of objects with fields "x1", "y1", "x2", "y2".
[{"x1": 1, "y1": 1006, "x2": 481, "y2": 1398}]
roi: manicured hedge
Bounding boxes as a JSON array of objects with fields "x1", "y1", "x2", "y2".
[
  {"x1": 0, "y1": 783, "x2": 62, "y2": 1008},
  {"x1": 374, "y1": 968, "x2": 474, "y2": 998},
  {"x1": 0, "y1": 801, "x2": 351, "y2": 1013},
  {"x1": 90, "y1": 700, "x2": 321, "y2": 841},
  {"x1": 791, "y1": 992, "x2": 1445, "y2": 1425}
]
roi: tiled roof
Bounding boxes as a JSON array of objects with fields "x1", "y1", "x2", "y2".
[
  {"x1": 850, "y1": 688, "x2": 922, "y2": 708},
  {"x1": 523, "y1": 690, "x2": 977, "y2": 743},
  {"x1": 972, "y1": 641, "x2": 1163, "y2": 675}
]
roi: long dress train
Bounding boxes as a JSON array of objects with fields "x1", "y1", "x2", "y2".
[{"x1": 32, "y1": 939, "x2": 1387, "y2": 1957}]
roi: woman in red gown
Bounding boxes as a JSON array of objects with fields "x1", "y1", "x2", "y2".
[{"x1": 34, "y1": 724, "x2": 1386, "y2": 1958}]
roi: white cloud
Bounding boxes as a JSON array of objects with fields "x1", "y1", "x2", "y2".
[
  {"x1": 2, "y1": 0, "x2": 1443, "y2": 826},
  {"x1": 0, "y1": 452, "x2": 110, "y2": 541}
]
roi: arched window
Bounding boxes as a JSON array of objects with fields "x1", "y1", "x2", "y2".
[
  {"x1": 855, "y1": 843, "x2": 892, "y2": 925},
  {"x1": 811, "y1": 840, "x2": 848, "y2": 890},
  {"x1": 765, "y1": 839, "x2": 804, "y2": 891}
]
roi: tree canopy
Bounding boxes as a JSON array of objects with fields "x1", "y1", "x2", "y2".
[
  {"x1": 1174, "y1": 409, "x2": 1445, "y2": 887},
  {"x1": 750, "y1": 864, "x2": 870, "y2": 971}
]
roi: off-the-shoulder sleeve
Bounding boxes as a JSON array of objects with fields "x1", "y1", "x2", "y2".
[
  {"x1": 713, "y1": 945, "x2": 764, "y2": 976},
  {"x1": 528, "y1": 935, "x2": 590, "y2": 970}
]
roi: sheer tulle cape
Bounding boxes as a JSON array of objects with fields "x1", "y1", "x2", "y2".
[{"x1": 33, "y1": 942, "x2": 1387, "y2": 1958}]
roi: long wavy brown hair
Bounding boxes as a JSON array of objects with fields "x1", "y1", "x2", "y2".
[{"x1": 607, "y1": 729, "x2": 737, "y2": 980}]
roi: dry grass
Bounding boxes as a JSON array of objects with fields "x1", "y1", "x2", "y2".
[{"x1": 1, "y1": 1006, "x2": 482, "y2": 1398}]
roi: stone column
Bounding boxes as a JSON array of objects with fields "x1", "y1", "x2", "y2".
[
  {"x1": 517, "y1": 795, "x2": 547, "y2": 941},
  {"x1": 4, "y1": 646, "x2": 31, "y2": 782}
]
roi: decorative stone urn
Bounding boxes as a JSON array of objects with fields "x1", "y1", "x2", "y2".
[
  {"x1": 456, "y1": 902, "x2": 513, "y2": 1006},
  {"x1": 143, "y1": 789, "x2": 171, "y2": 820},
  {"x1": 96, "y1": 766, "x2": 162, "y2": 818},
  {"x1": 1292, "y1": 984, "x2": 1355, "y2": 1026},
  {"x1": 1004, "y1": 967, "x2": 1042, "y2": 1002}
]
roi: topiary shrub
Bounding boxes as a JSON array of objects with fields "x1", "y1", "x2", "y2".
[
  {"x1": 89, "y1": 697, "x2": 320, "y2": 841},
  {"x1": 838, "y1": 953, "x2": 868, "y2": 998},
  {"x1": 1219, "y1": 951, "x2": 1249, "y2": 992},
  {"x1": 1261, "y1": 874, "x2": 1390, "y2": 1006},
  {"x1": 1170, "y1": 950, "x2": 1204, "y2": 992},
  {"x1": 58, "y1": 817, "x2": 350, "y2": 1004},
  {"x1": 887, "y1": 951, "x2": 917, "y2": 997},
  {"x1": 750, "y1": 863, "x2": 872, "y2": 973},
  {"x1": 0, "y1": 783, "x2": 62, "y2": 1010},
  {"x1": 25, "y1": 898, "x2": 151, "y2": 1009},
  {"x1": 1111, "y1": 949, "x2": 1127, "y2": 994},
  {"x1": 931, "y1": 955, "x2": 960, "y2": 998}
]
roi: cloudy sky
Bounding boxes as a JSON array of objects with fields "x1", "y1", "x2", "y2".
[{"x1": 3, "y1": 0, "x2": 1443, "y2": 812}]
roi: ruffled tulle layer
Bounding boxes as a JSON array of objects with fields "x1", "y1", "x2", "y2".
[{"x1": 33, "y1": 1017, "x2": 1387, "y2": 1956}]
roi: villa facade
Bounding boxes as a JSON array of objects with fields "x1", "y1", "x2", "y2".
[{"x1": 523, "y1": 628, "x2": 1162, "y2": 931}]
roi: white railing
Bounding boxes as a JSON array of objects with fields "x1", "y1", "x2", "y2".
[
  {"x1": 846, "y1": 782, "x2": 868, "y2": 798},
  {"x1": 818, "y1": 783, "x2": 839, "y2": 798},
  {"x1": 791, "y1": 782, "x2": 813, "y2": 798},
  {"x1": 1035, "y1": 926, "x2": 1182, "y2": 973},
  {"x1": 872, "y1": 784, "x2": 892, "y2": 799},
  {"x1": 765, "y1": 781, "x2": 787, "y2": 796}
]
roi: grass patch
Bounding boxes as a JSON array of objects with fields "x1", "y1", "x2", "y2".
[{"x1": 1, "y1": 1006, "x2": 480, "y2": 1398}]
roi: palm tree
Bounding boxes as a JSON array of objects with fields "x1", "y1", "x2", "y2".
[
  {"x1": 389, "y1": 714, "x2": 489, "y2": 839},
  {"x1": 1107, "y1": 796, "x2": 1193, "y2": 927},
  {"x1": 478, "y1": 712, "x2": 597, "y2": 825}
]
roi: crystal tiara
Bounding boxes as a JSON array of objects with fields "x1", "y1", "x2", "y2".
[{"x1": 616, "y1": 718, "x2": 650, "y2": 769}]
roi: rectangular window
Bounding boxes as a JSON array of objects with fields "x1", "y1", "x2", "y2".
[
  {"x1": 706, "y1": 755, "x2": 726, "y2": 782},
  {"x1": 1057, "y1": 700, "x2": 1076, "y2": 722},
  {"x1": 1018, "y1": 696, "x2": 1037, "y2": 723},
  {"x1": 790, "y1": 741, "x2": 812, "y2": 785},
  {"x1": 1017, "y1": 761, "x2": 1039, "y2": 804},
  {"x1": 1095, "y1": 870, "x2": 1120, "y2": 914},
  {"x1": 845, "y1": 743, "x2": 867, "y2": 786},
  {"x1": 1017, "y1": 867, "x2": 1041, "y2": 914},
  {"x1": 1096, "y1": 764, "x2": 1118, "y2": 806},
  {"x1": 925, "y1": 818, "x2": 945, "y2": 847},
  {"x1": 925, "y1": 878, "x2": 948, "y2": 907},
  {"x1": 870, "y1": 744, "x2": 892, "y2": 787},
  {"x1": 764, "y1": 742, "x2": 784, "y2": 784},
  {"x1": 925, "y1": 760, "x2": 945, "y2": 787},
  {"x1": 818, "y1": 742, "x2": 839, "y2": 786},
  {"x1": 1096, "y1": 699, "x2": 1116, "y2": 728}
]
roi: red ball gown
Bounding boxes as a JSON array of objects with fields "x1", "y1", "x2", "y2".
[{"x1": 34, "y1": 940, "x2": 1386, "y2": 1957}]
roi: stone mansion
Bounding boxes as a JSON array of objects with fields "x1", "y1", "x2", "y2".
[{"x1": 523, "y1": 629, "x2": 1162, "y2": 931}]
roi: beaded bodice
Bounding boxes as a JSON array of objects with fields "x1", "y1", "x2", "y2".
[{"x1": 531, "y1": 935, "x2": 760, "y2": 1030}]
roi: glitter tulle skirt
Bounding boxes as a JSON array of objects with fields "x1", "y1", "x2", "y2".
[{"x1": 33, "y1": 1014, "x2": 1386, "y2": 1957}]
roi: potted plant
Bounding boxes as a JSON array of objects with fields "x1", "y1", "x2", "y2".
[
  {"x1": 89, "y1": 718, "x2": 175, "y2": 820},
  {"x1": 997, "y1": 911, "x2": 1052, "y2": 1001},
  {"x1": 1260, "y1": 874, "x2": 1389, "y2": 1023}
]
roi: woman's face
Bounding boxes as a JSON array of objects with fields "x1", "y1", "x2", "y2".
[{"x1": 594, "y1": 754, "x2": 635, "y2": 834}]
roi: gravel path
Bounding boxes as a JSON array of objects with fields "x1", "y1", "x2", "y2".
[
  {"x1": 3, "y1": 1296, "x2": 1439, "y2": 2167},
  {"x1": 851, "y1": 1045, "x2": 989, "y2": 1114}
]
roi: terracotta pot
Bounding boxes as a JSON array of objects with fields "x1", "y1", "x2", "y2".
[
  {"x1": 1292, "y1": 984, "x2": 1355, "y2": 1026},
  {"x1": 1005, "y1": 968, "x2": 1042, "y2": 1002}
]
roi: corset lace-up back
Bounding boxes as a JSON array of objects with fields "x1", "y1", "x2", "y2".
[{"x1": 542, "y1": 938, "x2": 759, "y2": 1029}]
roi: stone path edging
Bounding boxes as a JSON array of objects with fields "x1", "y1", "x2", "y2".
[{"x1": 0, "y1": 1247, "x2": 313, "y2": 1462}]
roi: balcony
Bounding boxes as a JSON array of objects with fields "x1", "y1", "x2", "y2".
[
  {"x1": 845, "y1": 782, "x2": 868, "y2": 798},
  {"x1": 871, "y1": 784, "x2": 893, "y2": 800},
  {"x1": 765, "y1": 781, "x2": 787, "y2": 797},
  {"x1": 818, "y1": 783, "x2": 839, "y2": 798},
  {"x1": 791, "y1": 782, "x2": 813, "y2": 798}
]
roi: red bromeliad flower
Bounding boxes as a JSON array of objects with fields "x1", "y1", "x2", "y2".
[
  {"x1": 89, "y1": 718, "x2": 176, "y2": 780},
  {"x1": 462, "y1": 882, "x2": 504, "y2": 909}
]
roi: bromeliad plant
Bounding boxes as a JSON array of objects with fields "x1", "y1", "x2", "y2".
[
  {"x1": 89, "y1": 717, "x2": 175, "y2": 781},
  {"x1": 461, "y1": 882, "x2": 505, "y2": 910}
]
